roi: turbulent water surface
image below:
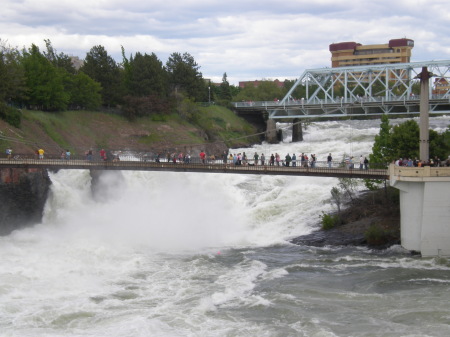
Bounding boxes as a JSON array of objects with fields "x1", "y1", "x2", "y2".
[{"x1": 1, "y1": 117, "x2": 450, "y2": 337}]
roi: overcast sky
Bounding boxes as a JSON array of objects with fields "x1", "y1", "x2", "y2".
[{"x1": 1, "y1": 0, "x2": 450, "y2": 85}]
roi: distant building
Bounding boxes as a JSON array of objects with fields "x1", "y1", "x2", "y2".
[
  {"x1": 433, "y1": 78, "x2": 450, "y2": 95},
  {"x1": 70, "y1": 56, "x2": 84, "y2": 70},
  {"x1": 239, "y1": 79, "x2": 285, "y2": 89},
  {"x1": 329, "y1": 38, "x2": 414, "y2": 68}
]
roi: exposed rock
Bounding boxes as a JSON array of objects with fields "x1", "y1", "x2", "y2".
[
  {"x1": 291, "y1": 188, "x2": 401, "y2": 249},
  {"x1": 0, "y1": 168, "x2": 51, "y2": 235}
]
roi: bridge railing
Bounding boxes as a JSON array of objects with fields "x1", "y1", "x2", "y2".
[
  {"x1": 0, "y1": 154, "x2": 389, "y2": 178},
  {"x1": 233, "y1": 94, "x2": 450, "y2": 109}
]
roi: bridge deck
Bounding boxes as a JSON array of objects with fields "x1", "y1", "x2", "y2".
[{"x1": 0, "y1": 158, "x2": 388, "y2": 179}]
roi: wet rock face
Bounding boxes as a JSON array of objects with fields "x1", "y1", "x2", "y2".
[{"x1": 0, "y1": 168, "x2": 51, "y2": 235}]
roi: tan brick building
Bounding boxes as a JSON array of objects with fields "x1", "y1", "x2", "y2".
[{"x1": 329, "y1": 38, "x2": 414, "y2": 68}]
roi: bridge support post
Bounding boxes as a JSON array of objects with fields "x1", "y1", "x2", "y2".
[
  {"x1": 292, "y1": 119, "x2": 303, "y2": 142},
  {"x1": 265, "y1": 119, "x2": 278, "y2": 144},
  {"x1": 390, "y1": 165, "x2": 450, "y2": 257},
  {"x1": 418, "y1": 67, "x2": 431, "y2": 161}
]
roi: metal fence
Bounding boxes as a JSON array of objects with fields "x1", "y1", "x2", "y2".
[{"x1": 0, "y1": 154, "x2": 389, "y2": 179}]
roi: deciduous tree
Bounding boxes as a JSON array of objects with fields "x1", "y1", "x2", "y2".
[{"x1": 21, "y1": 44, "x2": 69, "y2": 111}]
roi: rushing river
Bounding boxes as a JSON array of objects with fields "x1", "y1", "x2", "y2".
[{"x1": 1, "y1": 117, "x2": 450, "y2": 337}]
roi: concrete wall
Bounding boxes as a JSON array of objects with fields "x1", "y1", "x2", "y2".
[{"x1": 390, "y1": 165, "x2": 450, "y2": 256}]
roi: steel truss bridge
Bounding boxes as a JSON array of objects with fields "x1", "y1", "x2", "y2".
[{"x1": 233, "y1": 60, "x2": 450, "y2": 119}]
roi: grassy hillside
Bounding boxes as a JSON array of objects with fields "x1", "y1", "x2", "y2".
[{"x1": 0, "y1": 105, "x2": 261, "y2": 157}]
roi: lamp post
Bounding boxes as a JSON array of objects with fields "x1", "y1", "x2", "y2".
[{"x1": 208, "y1": 86, "x2": 211, "y2": 105}]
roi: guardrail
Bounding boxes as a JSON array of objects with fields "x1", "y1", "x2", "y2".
[
  {"x1": 0, "y1": 155, "x2": 388, "y2": 179},
  {"x1": 232, "y1": 94, "x2": 450, "y2": 108},
  {"x1": 389, "y1": 164, "x2": 450, "y2": 179}
]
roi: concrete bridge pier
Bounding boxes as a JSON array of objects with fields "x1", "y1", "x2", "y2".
[
  {"x1": 390, "y1": 165, "x2": 450, "y2": 257},
  {"x1": 292, "y1": 119, "x2": 303, "y2": 142},
  {"x1": 265, "y1": 119, "x2": 278, "y2": 143}
]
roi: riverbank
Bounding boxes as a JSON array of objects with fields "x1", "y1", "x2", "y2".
[
  {"x1": 0, "y1": 106, "x2": 260, "y2": 157},
  {"x1": 291, "y1": 188, "x2": 401, "y2": 249}
]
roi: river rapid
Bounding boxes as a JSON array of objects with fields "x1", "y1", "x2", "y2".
[{"x1": 1, "y1": 117, "x2": 450, "y2": 337}]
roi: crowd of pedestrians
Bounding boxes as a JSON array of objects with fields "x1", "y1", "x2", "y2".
[
  {"x1": 5, "y1": 146, "x2": 449, "y2": 169},
  {"x1": 394, "y1": 156, "x2": 450, "y2": 167}
]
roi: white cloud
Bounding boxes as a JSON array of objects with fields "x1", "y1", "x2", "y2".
[{"x1": 1, "y1": 0, "x2": 450, "y2": 85}]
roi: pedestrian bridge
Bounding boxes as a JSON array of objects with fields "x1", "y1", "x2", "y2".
[{"x1": 0, "y1": 156, "x2": 388, "y2": 179}]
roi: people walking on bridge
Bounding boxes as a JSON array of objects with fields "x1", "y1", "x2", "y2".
[
  {"x1": 275, "y1": 153, "x2": 280, "y2": 166},
  {"x1": 285, "y1": 153, "x2": 292, "y2": 167},
  {"x1": 66, "y1": 150, "x2": 71, "y2": 160},
  {"x1": 260, "y1": 153, "x2": 265, "y2": 166},
  {"x1": 327, "y1": 153, "x2": 332, "y2": 168},
  {"x1": 38, "y1": 148, "x2": 44, "y2": 160},
  {"x1": 292, "y1": 153, "x2": 296, "y2": 167},
  {"x1": 270, "y1": 154, "x2": 275, "y2": 166}
]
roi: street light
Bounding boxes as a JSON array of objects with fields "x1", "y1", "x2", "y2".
[{"x1": 208, "y1": 86, "x2": 211, "y2": 105}]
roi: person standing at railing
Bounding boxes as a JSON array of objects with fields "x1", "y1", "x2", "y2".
[
  {"x1": 364, "y1": 157, "x2": 369, "y2": 170},
  {"x1": 253, "y1": 152, "x2": 259, "y2": 166},
  {"x1": 285, "y1": 153, "x2": 292, "y2": 167},
  {"x1": 6, "y1": 147, "x2": 12, "y2": 160},
  {"x1": 86, "y1": 149, "x2": 93, "y2": 161},
  {"x1": 327, "y1": 153, "x2": 332, "y2": 168},
  {"x1": 260, "y1": 153, "x2": 265, "y2": 166},
  {"x1": 199, "y1": 150, "x2": 206, "y2": 164},
  {"x1": 292, "y1": 153, "x2": 296, "y2": 167},
  {"x1": 38, "y1": 148, "x2": 44, "y2": 160},
  {"x1": 270, "y1": 154, "x2": 275, "y2": 166},
  {"x1": 311, "y1": 154, "x2": 316, "y2": 168},
  {"x1": 100, "y1": 148, "x2": 106, "y2": 161},
  {"x1": 66, "y1": 150, "x2": 71, "y2": 160},
  {"x1": 275, "y1": 153, "x2": 280, "y2": 166},
  {"x1": 222, "y1": 151, "x2": 228, "y2": 164},
  {"x1": 359, "y1": 155, "x2": 364, "y2": 169}
]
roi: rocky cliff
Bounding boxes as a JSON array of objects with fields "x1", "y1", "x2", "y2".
[{"x1": 0, "y1": 168, "x2": 51, "y2": 235}]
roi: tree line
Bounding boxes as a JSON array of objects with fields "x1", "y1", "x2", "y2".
[
  {"x1": 0, "y1": 38, "x2": 325, "y2": 125},
  {"x1": 0, "y1": 39, "x2": 246, "y2": 124}
]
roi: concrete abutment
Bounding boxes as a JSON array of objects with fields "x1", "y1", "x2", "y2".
[{"x1": 390, "y1": 165, "x2": 450, "y2": 257}]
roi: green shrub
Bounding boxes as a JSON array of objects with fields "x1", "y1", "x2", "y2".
[
  {"x1": 365, "y1": 224, "x2": 390, "y2": 245},
  {"x1": 0, "y1": 104, "x2": 22, "y2": 128},
  {"x1": 320, "y1": 212, "x2": 340, "y2": 230}
]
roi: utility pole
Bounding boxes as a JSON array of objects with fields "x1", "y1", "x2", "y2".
[{"x1": 417, "y1": 67, "x2": 433, "y2": 161}]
